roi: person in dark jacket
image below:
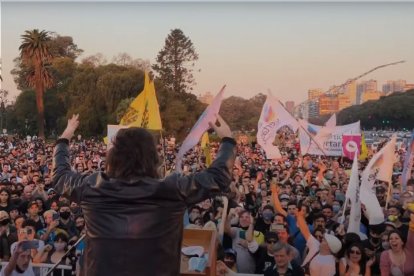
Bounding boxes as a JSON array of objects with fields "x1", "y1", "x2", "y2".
[
  {"x1": 264, "y1": 242, "x2": 305, "y2": 276},
  {"x1": 52, "y1": 114, "x2": 236, "y2": 276}
]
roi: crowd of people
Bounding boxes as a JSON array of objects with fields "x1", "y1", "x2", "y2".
[{"x1": 0, "y1": 128, "x2": 413, "y2": 276}]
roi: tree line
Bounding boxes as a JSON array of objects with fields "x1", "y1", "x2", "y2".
[{"x1": 2, "y1": 29, "x2": 413, "y2": 140}]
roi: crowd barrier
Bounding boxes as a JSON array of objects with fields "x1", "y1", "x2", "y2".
[{"x1": 0, "y1": 262, "x2": 72, "y2": 276}]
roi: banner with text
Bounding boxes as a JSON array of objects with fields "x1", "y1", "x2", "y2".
[{"x1": 299, "y1": 121, "x2": 361, "y2": 156}]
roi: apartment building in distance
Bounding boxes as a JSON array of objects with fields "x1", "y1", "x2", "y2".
[
  {"x1": 361, "y1": 91, "x2": 384, "y2": 104},
  {"x1": 319, "y1": 95, "x2": 339, "y2": 115}
]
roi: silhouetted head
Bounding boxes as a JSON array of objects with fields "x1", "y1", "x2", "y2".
[{"x1": 107, "y1": 127, "x2": 160, "y2": 179}]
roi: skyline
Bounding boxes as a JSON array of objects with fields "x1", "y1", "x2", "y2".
[{"x1": 1, "y1": 2, "x2": 414, "y2": 105}]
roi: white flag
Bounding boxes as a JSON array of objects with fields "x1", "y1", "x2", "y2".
[
  {"x1": 176, "y1": 86, "x2": 226, "y2": 170},
  {"x1": 346, "y1": 149, "x2": 361, "y2": 234},
  {"x1": 325, "y1": 113, "x2": 336, "y2": 127},
  {"x1": 360, "y1": 136, "x2": 396, "y2": 225},
  {"x1": 257, "y1": 93, "x2": 299, "y2": 159}
]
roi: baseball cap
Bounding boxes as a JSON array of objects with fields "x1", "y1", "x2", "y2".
[
  {"x1": 224, "y1": 248, "x2": 237, "y2": 259},
  {"x1": 324, "y1": 233, "x2": 342, "y2": 254},
  {"x1": 279, "y1": 194, "x2": 290, "y2": 201}
]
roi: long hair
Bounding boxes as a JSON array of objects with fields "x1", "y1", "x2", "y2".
[
  {"x1": 106, "y1": 127, "x2": 160, "y2": 179},
  {"x1": 346, "y1": 242, "x2": 368, "y2": 275}
]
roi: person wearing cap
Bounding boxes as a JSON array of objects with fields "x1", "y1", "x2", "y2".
[
  {"x1": 223, "y1": 248, "x2": 237, "y2": 272},
  {"x1": 0, "y1": 241, "x2": 35, "y2": 276},
  {"x1": 296, "y1": 209, "x2": 342, "y2": 276},
  {"x1": 253, "y1": 231, "x2": 279, "y2": 273}
]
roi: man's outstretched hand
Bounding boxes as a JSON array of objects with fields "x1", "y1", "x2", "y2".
[
  {"x1": 60, "y1": 114, "x2": 80, "y2": 141},
  {"x1": 209, "y1": 114, "x2": 233, "y2": 139}
]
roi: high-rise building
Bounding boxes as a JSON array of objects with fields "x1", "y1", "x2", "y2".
[
  {"x1": 308, "y1": 100, "x2": 319, "y2": 119},
  {"x1": 382, "y1": 80, "x2": 407, "y2": 93},
  {"x1": 345, "y1": 80, "x2": 357, "y2": 105},
  {"x1": 319, "y1": 95, "x2": 339, "y2": 115},
  {"x1": 404, "y1": 83, "x2": 414, "y2": 91},
  {"x1": 308, "y1": 89, "x2": 323, "y2": 101},
  {"x1": 357, "y1": 80, "x2": 377, "y2": 104},
  {"x1": 361, "y1": 91, "x2": 384, "y2": 104},
  {"x1": 198, "y1": 92, "x2": 214, "y2": 104},
  {"x1": 285, "y1": 101, "x2": 295, "y2": 114},
  {"x1": 338, "y1": 94, "x2": 352, "y2": 110}
]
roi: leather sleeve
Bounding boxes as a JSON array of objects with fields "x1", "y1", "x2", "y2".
[
  {"x1": 173, "y1": 137, "x2": 237, "y2": 206},
  {"x1": 51, "y1": 139, "x2": 87, "y2": 203}
]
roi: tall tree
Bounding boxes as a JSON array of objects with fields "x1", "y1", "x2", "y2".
[
  {"x1": 152, "y1": 29, "x2": 199, "y2": 94},
  {"x1": 18, "y1": 29, "x2": 54, "y2": 138}
]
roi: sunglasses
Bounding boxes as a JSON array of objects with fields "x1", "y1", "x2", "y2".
[
  {"x1": 350, "y1": 250, "x2": 361, "y2": 255},
  {"x1": 267, "y1": 240, "x2": 277, "y2": 244}
]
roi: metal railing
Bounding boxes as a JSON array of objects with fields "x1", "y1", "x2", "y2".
[{"x1": 1, "y1": 262, "x2": 72, "y2": 276}]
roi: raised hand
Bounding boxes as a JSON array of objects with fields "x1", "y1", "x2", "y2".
[
  {"x1": 60, "y1": 114, "x2": 80, "y2": 140},
  {"x1": 209, "y1": 114, "x2": 232, "y2": 139}
]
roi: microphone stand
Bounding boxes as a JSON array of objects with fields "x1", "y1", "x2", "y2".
[{"x1": 45, "y1": 233, "x2": 86, "y2": 276}]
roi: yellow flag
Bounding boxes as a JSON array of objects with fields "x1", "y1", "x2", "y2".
[
  {"x1": 120, "y1": 72, "x2": 162, "y2": 130},
  {"x1": 103, "y1": 136, "x2": 109, "y2": 145},
  {"x1": 359, "y1": 133, "x2": 368, "y2": 160},
  {"x1": 201, "y1": 132, "x2": 212, "y2": 167}
]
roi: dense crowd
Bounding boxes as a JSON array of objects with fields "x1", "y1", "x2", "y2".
[{"x1": 0, "y1": 131, "x2": 413, "y2": 276}]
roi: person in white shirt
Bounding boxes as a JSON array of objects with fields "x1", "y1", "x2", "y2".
[
  {"x1": 0, "y1": 242, "x2": 35, "y2": 276},
  {"x1": 296, "y1": 210, "x2": 342, "y2": 276}
]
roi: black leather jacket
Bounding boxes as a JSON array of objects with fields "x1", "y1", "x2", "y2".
[{"x1": 52, "y1": 137, "x2": 236, "y2": 276}]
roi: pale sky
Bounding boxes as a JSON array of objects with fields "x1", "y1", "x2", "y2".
[{"x1": 1, "y1": 1, "x2": 414, "y2": 105}]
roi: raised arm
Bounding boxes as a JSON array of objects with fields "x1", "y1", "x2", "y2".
[
  {"x1": 296, "y1": 210, "x2": 311, "y2": 241},
  {"x1": 270, "y1": 183, "x2": 288, "y2": 217},
  {"x1": 173, "y1": 115, "x2": 237, "y2": 206},
  {"x1": 51, "y1": 114, "x2": 86, "y2": 202}
]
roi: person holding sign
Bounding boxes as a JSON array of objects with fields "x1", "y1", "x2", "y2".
[{"x1": 51, "y1": 114, "x2": 236, "y2": 276}]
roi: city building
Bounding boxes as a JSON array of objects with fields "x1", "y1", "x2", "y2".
[
  {"x1": 404, "y1": 83, "x2": 414, "y2": 91},
  {"x1": 361, "y1": 91, "x2": 384, "y2": 104},
  {"x1": 308, "y1": 89, "x2": 323, "y2": 101},
  {"x1": 345, "y1": 80, "x2": 357, "y2": 105},
  {"x1": 285, "y1": 101, "x2": 295, "y2": 114},
  {"x1": 198, "y1": 92, "x2": 214, "y2": 104},
  {"x1": 382, "y1": 80, "x2": 406, "y2": 93},
  {"x1": 319, "y1": 95, "x2": 339, "y2": 115},
  {"x1": 308, "y1": 100, "x2": 319, "y2": 118},
  {"x1": 338, "y1": 94, "x2": 352, "y2": 110},
  {"x1": 294, "y1": 102, "x2": 309, "y2": 120},
  {"x1": 357, "y1": 79, "x2": 377, "y2": 104}
]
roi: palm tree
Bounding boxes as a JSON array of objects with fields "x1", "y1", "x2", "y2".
[{"x1": 19, "y1": 29, "x2": 54, "y2": 138}]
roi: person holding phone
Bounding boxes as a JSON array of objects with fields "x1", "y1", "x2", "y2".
[
  {"x1": 37, "y1": 210, "x2": 66, "y2": 246},
  {"x1": 224, "y1": 209, "x2": 259, "y2": 273},
  {"x1": 52, "y1": 114, "x2": 236, "y2": 276},
  {"x1": 0, "y1": 241, "x2": 35, "y2": 276}
]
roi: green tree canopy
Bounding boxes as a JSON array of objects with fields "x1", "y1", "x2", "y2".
[{"x1": 152, "y1": 29, "x2": 199, "y2": 94}]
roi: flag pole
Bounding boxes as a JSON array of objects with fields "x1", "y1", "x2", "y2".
[
  {"x1": 274, "y1": 96, "x2": 328, "y2": 157},
  {"x1": 159, "y1": 130, "x2": 168, "y2": 177}
]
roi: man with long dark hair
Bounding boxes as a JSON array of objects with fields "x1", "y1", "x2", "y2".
[{"x1": 52, "y1": 114, "x2": 236, "y2": 276}]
